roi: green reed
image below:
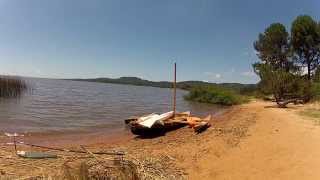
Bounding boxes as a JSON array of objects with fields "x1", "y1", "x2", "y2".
[{"x1": 0, "y1": 76, "x2": 27, "y2": 98}]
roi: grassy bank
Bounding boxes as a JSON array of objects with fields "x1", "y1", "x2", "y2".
[
  {"x1": 299, "y1": 106, "x2": 320, "y2": 125},
  {"x1": 184, "y1": 85, "x2": 249, "y2": 106},
  {"x1": 0, "y1": 76, "x2": 27, "y2": 98},
  {"x1": 300, "y1": 109, "x2": 320, "y2": 119},
  {"x1": 311, "y1": 83, "x2": 320, "y2": 101}
]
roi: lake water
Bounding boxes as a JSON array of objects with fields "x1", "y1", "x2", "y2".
[{"x1": 0, "y1": 78, "x2": 226, "y2": 134}]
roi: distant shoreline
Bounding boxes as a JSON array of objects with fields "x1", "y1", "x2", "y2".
[{"x1": 65, "y1": 76, "x2": 256, "y2": 92}]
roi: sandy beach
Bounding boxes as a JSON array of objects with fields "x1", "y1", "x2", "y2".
[{"x1": 1, "y1": 100, "x2": 320, "y2": 179}]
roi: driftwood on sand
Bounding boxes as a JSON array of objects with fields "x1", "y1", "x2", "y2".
[{"x1": 276, "y1": 98, "x2": 305, "y2": 108}]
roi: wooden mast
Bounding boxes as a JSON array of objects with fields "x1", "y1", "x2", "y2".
[
  {"x1": 173, "y1": 62, "x2": 177, "y2": 117},
  {"x1": 13, "y1": 136, "x2": 17, "y2": 153}
]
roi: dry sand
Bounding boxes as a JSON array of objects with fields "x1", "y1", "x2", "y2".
[
  {"x1": 187, "y1": 100, "x2": 320, "y2": 180},
  {"x1": 1, "y1": 100, "x2": 320, "y2": 179}
]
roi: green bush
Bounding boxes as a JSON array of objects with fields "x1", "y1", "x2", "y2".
[
  {"x1": 311, "y1": 83, "x2": 320, "y2": 101},
  {"x1": 254, "y1": 63, "x2": 310, "y2": 102},
  {"x1": 315, "y1": 68, "x2": 320, "y2": 83},
  {"x1": 184, "y1": 85, "x2": 249, "y2": 106}
]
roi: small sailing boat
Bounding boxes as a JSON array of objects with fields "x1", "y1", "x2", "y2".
[
  {"x1": 126, "y1": 63, "x2": 212, "y2": 136},
  {"x1": 130, "y1": 111, "x2": 174, "y2": 135}
]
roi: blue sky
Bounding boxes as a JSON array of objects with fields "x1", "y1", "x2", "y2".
[{"x1": 0, "y1": 0, "x2": 319, "y2": 83}]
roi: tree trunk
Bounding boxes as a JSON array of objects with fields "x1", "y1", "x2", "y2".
[
  {"x1": 307, "y1": 62, "x2": 311, "y2": 80},
  {"x1": 276, "y1": 99, "x2": 299, "y2": 108}
]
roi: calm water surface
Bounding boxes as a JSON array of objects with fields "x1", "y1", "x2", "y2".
[{"x1": 0, "y1": 78, "x2": 226, "y2": 134}]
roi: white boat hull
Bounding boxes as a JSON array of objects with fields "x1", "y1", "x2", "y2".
[{"x1": 138, "y1": 111, "x2": 174, "y2": 128}]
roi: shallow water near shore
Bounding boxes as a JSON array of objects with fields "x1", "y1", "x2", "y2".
[{"x1": 0, "y1": 78, "x2": 227, "y2": 135}]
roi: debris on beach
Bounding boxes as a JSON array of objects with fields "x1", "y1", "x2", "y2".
[
  {"x1": 2, "y1": 132, "x2": 182, "y2": 179},
  {"x1": 16, "y1": 150, "x2": 58, "y2": 159},
  {"x1": 3, "y1": 132, "x2": 125, "y2": 159},
  {"x1": 53, "y1": 151, "x2": 183, "y2": 179},
  {"x1": 4, "y1": 132, "x2": 59, "y2": 159}
]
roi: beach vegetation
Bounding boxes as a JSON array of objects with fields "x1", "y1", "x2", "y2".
[
  {"x1": 299, "y1": 107, "x2": 320, "y2": 125},
  {"x1": 300, "y1": 108, "x2": 320, "y2": 119},
  {"x1": 254, "y1": 64, "x2": 310, "y2": 107},
  {"x1": 0, "y1": 76, "x2": 27, "y2": 98},
  {"x1": 184, "y1": 85, "x2": 249, "y2": 106},
  {"x1": 315, "y1": 68, "x2": 320, "y2": 83},
  {"x1": 311, "y1": 82, "x2": 320, "y2": 101}
]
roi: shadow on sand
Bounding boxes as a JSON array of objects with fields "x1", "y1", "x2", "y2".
[
  {"x1": 133, "y1": 124, "x2": 187, "y2": 139},
  {"x1": 264, "y1": 105, "x2": 281, "y2": 109}
]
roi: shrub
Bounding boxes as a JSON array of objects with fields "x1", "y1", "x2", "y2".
[
  {"x1": 315, "y1": 68, "x2": 320, "y2": 83},
  {"x1": 184, "y1": 85, "x2": 248, "y2": 106},
  {"x1": 311, "y1": 83, "x2": 320, "y2": 101},
  {"x1": 253, "y1": 63, "x2": 311, "y2": 107}
]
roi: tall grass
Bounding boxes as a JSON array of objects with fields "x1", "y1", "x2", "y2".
[
  {"x1": 184, "y1": 85, "x2": 249, "y2": 106},
  {"x1": 0, "y1": 76, "x2": 27, "y2": 98}
]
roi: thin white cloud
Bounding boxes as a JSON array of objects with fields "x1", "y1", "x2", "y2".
[
  {"x1": 242, "y1": 48, "x2": 259, "y2": 62},
  {"x1": 230, "y1": 67, "x2": 235, "y2": 74},
  {"x1": 204, "y1": 72, "x2": 221, "y2": 79},
  {"x1": 241, "y1": 48, "x2": 250, "y2": 56},
  {"x1": 241, "y1": 71, "x2": 256, "y2": 77},
  {"x1": 204, "y1": 72, "x2": 213, "y2": 76},
  {"x1": 242, "y1": 51, "x2": 249, "y2": 56}
]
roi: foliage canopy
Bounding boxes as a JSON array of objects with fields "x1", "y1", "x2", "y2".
[
  {"x1": 291, "y1": 15, "x2": 320, "y2": 79},
  {"x1": 184, "y1": 85, "x2": 249, "y2": 106},
  {"x1": 254, "y1": 23, "x2": 293, "y2": 71}
]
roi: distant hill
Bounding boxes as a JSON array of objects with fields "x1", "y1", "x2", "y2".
[{"x1": 67, "y1": 77, "x2": 257, "y2": 94}]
